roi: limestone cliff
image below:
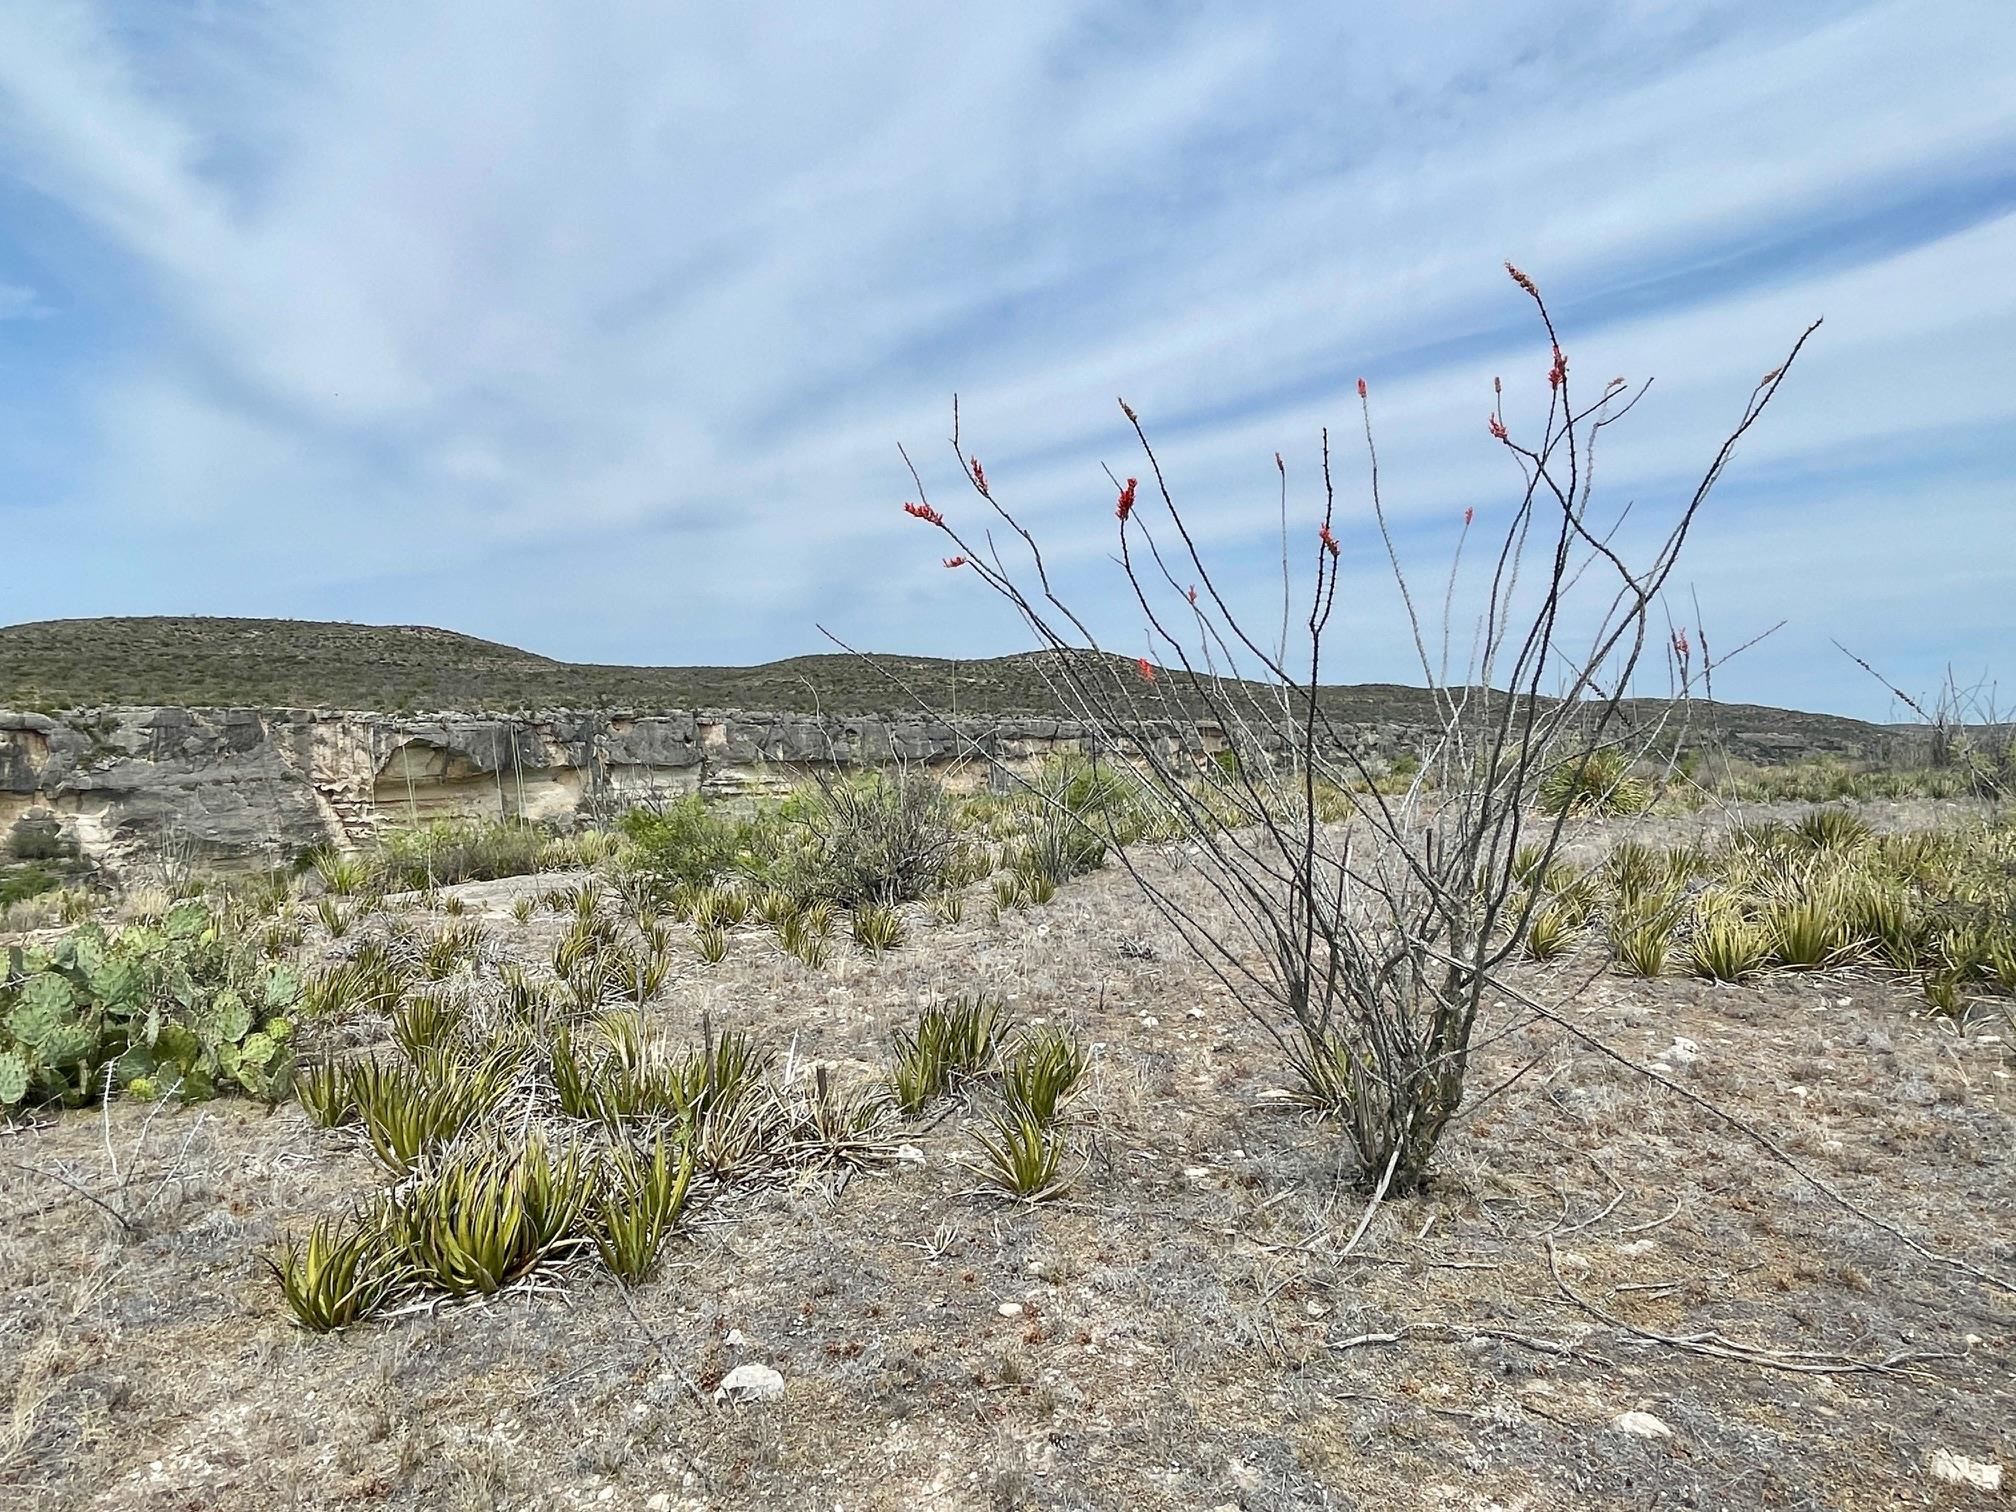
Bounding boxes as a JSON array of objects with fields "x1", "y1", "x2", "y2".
[{"x1": 0, "y1": 702, "x2": 1908, "y2": 875}]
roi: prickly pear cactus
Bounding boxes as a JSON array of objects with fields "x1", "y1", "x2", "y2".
[
  {"x1": 263, "y1": 966, "x2": 302, "y2": 1014},
  {"x1": 203, "y1": 989, "x2": 254, "y2": 1046},
  {"x1": 87, "y1": 955, "x2": 146, "y2": 1015},
  {"x1": 163, "y1": 900, "x2": 210, "y2": 941},
  {"x1": 0, "y1": 1050, "x2": 28, "y2": 1107}
]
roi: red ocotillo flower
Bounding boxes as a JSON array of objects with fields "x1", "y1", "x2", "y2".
[
  {"x1": 1356, "y1": 377, "x2": 1368, "y2": 399},
  {"x1": 1493, "y1": 375, "x2": 1502, "y2": 394},
  {"x1": 970, "y1": 458, "x2": 988, "y2": 492},
  {"x1": 1673, "y1": 628, "x2": 1691, "y2": 662},
  {"x1": 1319, "y1": 523, "x2": 1340, "y2": 558},
  {"x1": 1488, "y1": 414, "x2": 1508, "y2": 441},
  {"x1": 1187, "y1": 585, "x2": 1198, "y2": 606},
  {"x1": 1136, "y1": 657, "x2": 1156, "y2": 684},
  {"x1": 1506, "y1": 262, "x2": 1538, "y2": 296},
  {"x1": 1547, "y1": 345, "x2": 1568, "y2": 389},
  {"x1": 1115, "y1": 476, "x2": 1138, "y2": 521},
  {"x1": 1464, "y1": 507, "x2": 1475, "y2": 527},
  {"x1": 903, "y1": 501, "x2": 943, "y2": 526},
  {"x1": 1274, "y1": 451, "x2": 1284, "y2": 474},
  {"x1": 942, "y1": 556, "x2": 966, "y2": 569}
]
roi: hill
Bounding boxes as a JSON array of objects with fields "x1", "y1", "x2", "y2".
[{"x1": 0, "y1": 616, "x2": 1902, "y2": 757}]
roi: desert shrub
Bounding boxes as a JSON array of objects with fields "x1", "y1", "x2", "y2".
[
  {"x1": 0, "y1": 900, "x2": 300, "y2": 1110},
  {"x1": 618, "y1": 796, "x2": 763, "y2": 894},
  {"x1": 0, "y1": 862, "x2": 63, "y2": 909},
  {"x1": 792, "y1": 772, "x2": 959, "y2": 907},
  {"x1": 369, "y1": 817, "x2": 561, "y2": 891}
]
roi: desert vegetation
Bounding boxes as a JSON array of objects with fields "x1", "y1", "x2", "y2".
[{"x1": 4, "y1": 279, "x2": 2012, "y2": 1509}]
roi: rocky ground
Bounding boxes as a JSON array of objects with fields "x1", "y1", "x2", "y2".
[{"x1": 2, "y1": 805, "x2": 2012, "y2": 1510}]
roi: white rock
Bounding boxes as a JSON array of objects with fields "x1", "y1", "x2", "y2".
[
  {"x1": 713, "y1": 1364, "x2": 785, "y2": 1405},
  {"x1": 1666, "y1": 1037, "x2": 1698, "y2": 1066},
  {"x1": 1612, "y1": 1411, "x2": 1672, "y2": 1439},
  {"x1": 1928, "y1": 1449, "x2": 2002, "y2": 1491},
  {"x1": 895, "y1": 1144, "x2": 926, "y2": 1166},
  {"x1": 646, "y1": 1496, "x2": 670, "y2": 1512},
  {"x1": 724, "y1": 1329, "x2": 746, "y2": 1347},
  {"x1": 998, "y1": 1302, "x2": 1025, "y2": 1317},
  {"x1": 1140, "y1": 1015, "x2": 1160, "y2": 1028},
  {"x1": 1229, "y1": 1459, "x2": 1263, "y2": 1491},
  {"x1": 1615, "y1": 1238, "x2": 1656, "y2": 1258}
]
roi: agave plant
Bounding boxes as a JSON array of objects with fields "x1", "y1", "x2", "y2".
[
  {"x1": 393, "y1": 1141, "x2": 592, "y2": 1297},
  {"x1": 594, "y1": 1137, "x2": 695, "y2": 1281},
  {"x1": 1522, "y1": 904, "x2": 1578, "y2": 962},
  {"x1": 850, "y1": 903, "x2": 906, "y2": 956},
  {"x1": 1686, "y1": 901, "x2": 1770, "y2": 983},
  {"x1": 972, "y1": 1107, "x2": 1072, "y2": 1202},
  {"x1": 693, "y1": 923, "x2": 730, "y2": 964},
  {"x1": 268, "y1": 1205, "x2": 407, "y2": 1332},
  {"x1": 1000, "y1": 1025, "x2": 1087, "y2": 1125}
]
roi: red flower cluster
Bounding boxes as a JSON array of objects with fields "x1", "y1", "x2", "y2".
[
  {"x1": 1488, "y1": 414, "x2": 1508, "y2": 441},
  {"x1": 1547, "y1": 345, "x2": 1568, "y2": 390},
  {"x1": 1136, "y1": 657, "x2": 1156, "y2": 684},
  {"x1": 1319, "y1": 523, "x2": 1340, "y2": 558},
  {"x1": 970, "y1": 458, "x2": 988, "y2": 492},
  {"x1": 1187, "y1": 585, "x2": 1198, "y2": 606},
  {"x1": 1464, "y1": 507, "x2": 1475, "y2": 527},
  {"x1": 1356, "y1": 377, "x2": 1368, "y2": 399},
  {"x1": 943, "y1": 556, "x2": 966, "y2": 569},
  {"x1": 1116, "y1": 476, "x2": 1138, "y2": 521},
  {"x1": 1505, "y1": 262, "x2": 1538, "y2": 296},
  {"x1": 903, "y1": 501, "x2": 943, "y2": 526},
  {"x1": 1673, "y1": 628, "x2": 1691, "y2": 662}
]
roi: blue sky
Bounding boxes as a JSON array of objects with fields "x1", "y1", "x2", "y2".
[{"x1": 0, "y1": 1, "x2": 2011, "y2": 720}]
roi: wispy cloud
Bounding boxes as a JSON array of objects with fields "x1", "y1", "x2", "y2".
[{"x1": 0, "y1": 0, "x2": 2009, "y2": 717}]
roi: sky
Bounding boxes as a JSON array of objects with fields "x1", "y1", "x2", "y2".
[{"x1": 0, "y1": 1, "x2": 2011, "y2": 721}]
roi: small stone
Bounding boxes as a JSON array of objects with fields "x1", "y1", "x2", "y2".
[
  {"x1": 1186, "y1": 1008, "x2": 1204, "y2": 1019},
  {"x1": 713, "y1": 1364, "x2": 785, "y2": 1405},
  {"x1": 725, "y1": 1329, "x2": 746, "y2": 1347},
  {"x1": 1229, "y1": 1458, "x2": 1263, "y2": 1491},
  {"x1": 998, "y1": 1302, "x2": 1024, "y2": 1317},
  {"x1": 1964, "y1": 1333, "x2": 1984, "y2": 1347},
  {"x1": 1304, "y1": 1301, "x2": 1330, "y2": 1318},
  {"x1": 895, "y1": 1144, "x2": 926, "y2": 1165},
  {"x1": 598, "y1": 1490, "x2": 615, "y2": 1503},
  {"x1": 1928, "y1": 1449, "x2": 2002, "y2": 1491},
  {"x1": 646, "y1": 1496, "x2": 670, "y2": 1511},
  {"x1": 1612, "y1": 1411, "x2": 1672, "y2": 1439},
  {"x1": 1184, "y1": 1166, "x2": 1211, "y2": 1179},
  {"x1": 1615, "y1": 1239, "x2": 1656, "y2": 1258},
  {"x1": 1140, "y1": 1014, "x2": 1160, "y2": 1028}
]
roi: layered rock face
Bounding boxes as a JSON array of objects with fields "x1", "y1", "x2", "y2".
[{"x1": 0, "y1": 703, "x2": 1905, "y2": 875}]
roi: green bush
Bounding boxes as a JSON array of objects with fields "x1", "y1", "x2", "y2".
[{"x1": 618, "y1": 796, "x2": 766, "y2": 893}]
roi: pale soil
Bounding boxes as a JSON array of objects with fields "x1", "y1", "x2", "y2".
[{"x1": 2, "y1": 806, "x2": 2012, "y2": 1511}]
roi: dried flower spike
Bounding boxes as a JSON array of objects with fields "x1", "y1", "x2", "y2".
[{"x1": 1505, "y1": 262, "x2": 1538, "y2": 296}]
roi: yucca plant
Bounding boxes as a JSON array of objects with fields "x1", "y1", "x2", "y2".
[
  {"x1": 1283, "y1": 1024, "x2": 1353, "y2": 1112},
  {"x1": 693, "y1": 922, "x2": 730, "y2": 964},
  {"x1": 1687, "y1": 903, "x2": 1770, "y2": 983},
  {"x1": 851, "y1": 903, "x2": 907, "y2": 956},
  {"x1": 296, "y1": 1057, "x2": 358, "y2": 1128},
  {"x1": 316, "y1": 896, "x2": 351, "y2": 938},
  {"x1": 777, "y1": 909, "x2": 830, "y2": 968},
  {"x1": 1610, "y1": 897, "x2": 1681, "y2": 976},
  {"x1": 927, "y1": 890, "x2": 967, "y2": 926},
  {"x1": 1765, "y1": 895, "x2": 1846, "y2": 969},
  {"x1": 992, "y1": 872, "x2": 1031, "y2": 913},
  {"x1": 594, "y1": 1136, "x2": 696, "y2": 1280},
  {"x1": 1522, "y1": 903, "x2": 1578, "y2": 961},
  {"x1": 394, "y1": 1142, "x2": 590, "y2": 1297},
  {"x1": 1793, "y1": 807, "x2": 1873, "y2": 853},
  {"x1": 972, "y1": 1107, "x2": 1072, "y2": 1202},
  {"x1": 790, "y1": 1066, "x2": 892, "y2": 1168},
  {"x1": 268, "y1": 1205, "x2": 407, "y2": 1332},
  {"x1": 510, "y1": 895, "x2": 536, "y2": 925},
  {"x1": 1015, "y1": 868, "x2": 1058, "y2": 906},
  {"x1": 1000, "y1": 1025, "x2": 1087, "y2": 1124},
  {"x1": 754, "y1": 888, "x2": 798, "y2": 928},
  {"x1": 1538, "y1": 748, "x2": 1651, "y2": 817},
  {"x1": 391, "y1": 991, "x2": 467, "y2": 1061},
  {"x1": 313, "y1": 849, "x2": 368, "y2": 897},
  {"x1": 351, "y1": 1047, "x2": 517, "y2": 1176}
]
